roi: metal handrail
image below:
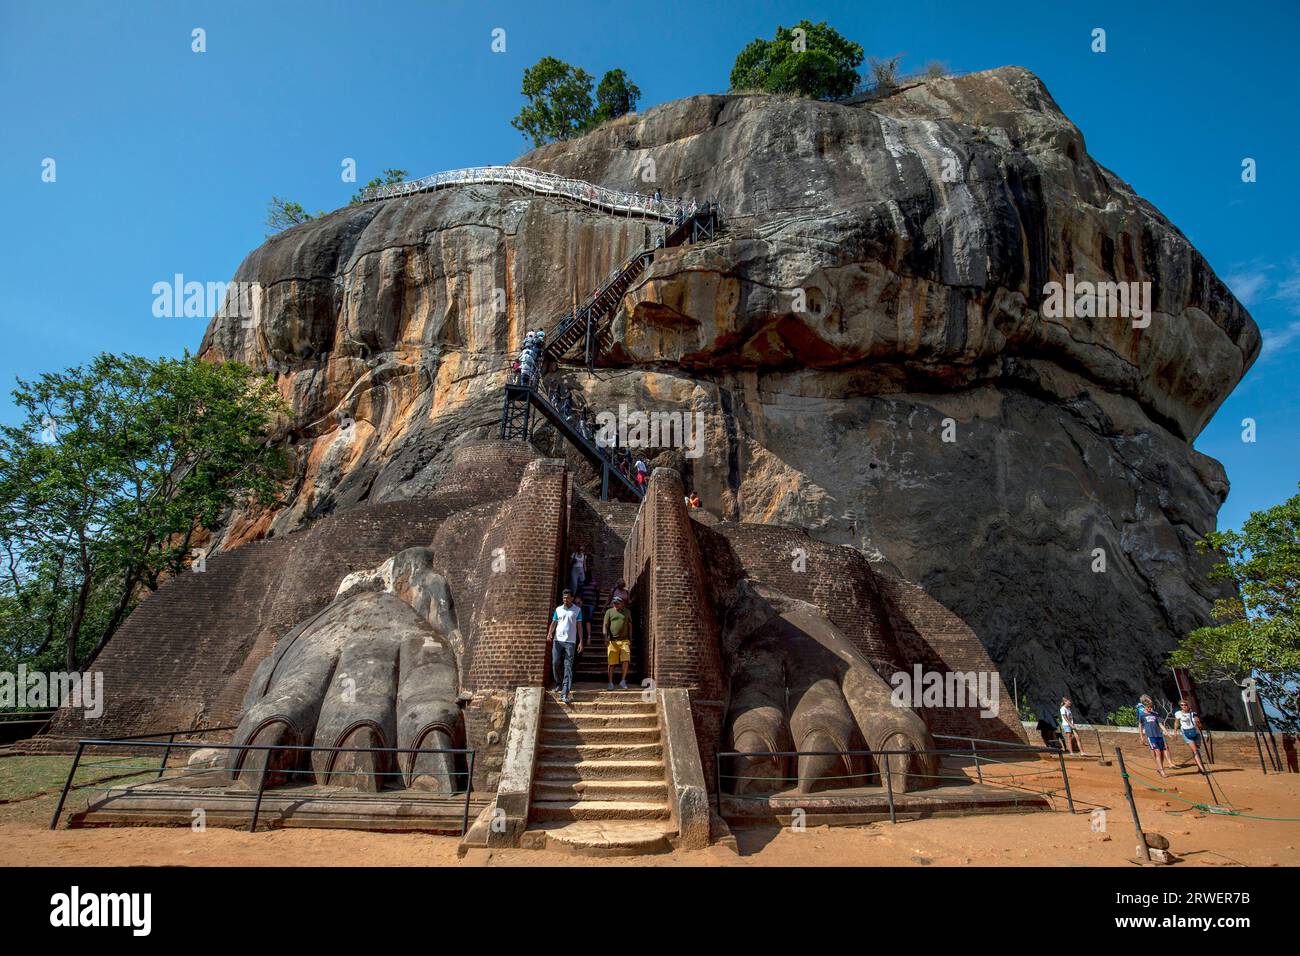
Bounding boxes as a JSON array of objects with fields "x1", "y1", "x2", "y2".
[
  {"x1": 50, "y1": 736, "x2": 478, "y2": 835},
  {"x1": 716, "y1": 740, "x2": 1076, "y2": 823},
  {"x1": 360, "y1": 164, "x2": 703, "y2": 222},
  {"x1": 506, "y1": 377, "x2": 644, "y2": 498}
]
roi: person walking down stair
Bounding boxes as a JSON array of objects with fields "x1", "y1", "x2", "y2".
[
  {"x1": 604, "y1": 595, "x2": 633, "y2": 690},
  {"x1": 569, "y1": 544, "x2": 589, "y2": 596},
  {"x1": 547, "y1": 590, "x2": 583, "y2": 704}
]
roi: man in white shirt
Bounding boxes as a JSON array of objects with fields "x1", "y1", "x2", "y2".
[{"x1": 547, "y1": 590, "x2": 584, "y2": 704}]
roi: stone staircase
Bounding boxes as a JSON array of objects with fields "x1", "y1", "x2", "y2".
[{"x1": 525, "y1": 684, "x2": 674, "y2": 854}]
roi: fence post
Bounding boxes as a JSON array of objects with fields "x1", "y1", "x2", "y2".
[
  {"x1": 156, "y1": 732, "x2": 177, "y2": 779},
  {"x1": 1115, "y1": 747, "x2": 1151, "y2": 863},
  {"x1": 49, "y1": 741, "x2": 85, "y2": 830},
  {"x1": 714, "y1": 753, "x2": 722, "y2": 818},
  {"x1": 1057, "y1": 746, "x2": 1075, "y2": 813},
  {"x1": 882, "y1": 756, "x2": 897, "y2": 824},
  {"x1": 249, "y1": 748, "x2": 271, "y2": 833},
  {"x1": 970, "y1": 739, "x2": 983, "y2": 785},
  {"x1": 461, "y1": 750, "x2": 477, "y2": 837},
  {"x1": 1251, "y1": 729, "x2": 1268, "y2": 774}
]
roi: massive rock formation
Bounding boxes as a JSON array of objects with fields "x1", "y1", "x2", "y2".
[{"x1": 200, "y1": 66, "x2": 1258, "y2": 723}]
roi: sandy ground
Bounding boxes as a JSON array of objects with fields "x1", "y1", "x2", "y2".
[{"x1": 1, "y1": 754, "x2": 1296, "y2": 867}]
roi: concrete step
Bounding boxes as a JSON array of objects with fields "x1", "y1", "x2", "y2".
[
  {"x1": 533, "y1": 759, "x2": 665, "y2": 781},
  {"x1": 542, "y1": 727, "x2": 660, "y2": 745},
  {"x1": 524, "y1": 820, "x2": 673, "y2": 856},
  {"x1": 542, "y1": 700, "x2": 656, "y2": 716},
  {"x1": 538, "y1": 742, "x2": 663, "y2": 761},
  {"x1": 542, "y1": 713, "x2": 659, "y2": 730},
  {"x1": 529, "y1": 799, "x2": 671, "y2": 823},
  {"x1": 557, "y1": 688, "x2": 652, "y2": 703},
  {"x1": 533, "y1": 780, "x2": 668, "y2": 802}
]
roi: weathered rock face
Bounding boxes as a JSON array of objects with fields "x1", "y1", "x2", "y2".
[{"x1": 200, "y1": 67, "x2": 1258, "y2": 723}]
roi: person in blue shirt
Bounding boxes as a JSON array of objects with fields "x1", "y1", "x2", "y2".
[{"x1": 1137, "y1": 694, "x2": 1168, "y2": 777}]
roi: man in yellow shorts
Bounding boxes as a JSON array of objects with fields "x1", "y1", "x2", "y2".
[{"x1": 603, "y1": 595, "x2": 633, "y2": 690}]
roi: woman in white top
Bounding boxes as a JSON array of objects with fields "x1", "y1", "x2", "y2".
[
  {"x1": 1173, "y1": 700, "x2": 1207, "y2": 772},
  {"x1": 1059, "y1": 697, "x2": 1086, "y2": 757}
]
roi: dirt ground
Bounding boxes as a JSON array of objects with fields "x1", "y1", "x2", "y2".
[{"x1": 1, "y1": 754, "x2": 1296, "y2": 867}]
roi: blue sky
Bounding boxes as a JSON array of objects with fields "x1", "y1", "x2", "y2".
[{"x1": 1, "y1": 0, "x2": 1296, "y2": 530}]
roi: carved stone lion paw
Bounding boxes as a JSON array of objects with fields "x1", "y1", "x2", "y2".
[
  {"x1": 724, "y1": 583, "x2": 938, "y2": 795},
  {"x1": 224, "y1": 548, "x2": 464, "y2": 792}
]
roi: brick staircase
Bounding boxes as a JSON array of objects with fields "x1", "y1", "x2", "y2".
[{"x1": 526, "y1": 685, "x2": 674, "y2": 854}]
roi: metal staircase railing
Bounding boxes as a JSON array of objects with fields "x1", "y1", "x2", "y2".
[
  {"x1": 543, "y1": 205, "x2": 719, "y2": 364},
  {"x1": 360, "y1": 165, "x2": 696, "y2": 222},
  {"x1": 499, "y1": 377, "x2": 644, "y2": 501}
]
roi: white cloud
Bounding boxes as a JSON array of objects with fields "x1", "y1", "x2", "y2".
[
  {"x1": 1262, "y1": 318, "x2": 1300, "y2": 358},
  {"x1": 1225, "y1": 268, "x2": 1270, "y2": 306},
  {"x1": 1274, "y1": 272, "x2": 1300, "y2": 312},
  {"x1": 1226, "y1": 260, "x2": 1300, "y2": 359}
]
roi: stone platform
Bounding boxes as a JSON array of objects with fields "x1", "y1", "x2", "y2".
[
  {"x1": 66, "y1": 770, "x2": 489, "y2": 834},
  {"x1": 719, "y1": 777, "x2": 1053, "y2": 827}
]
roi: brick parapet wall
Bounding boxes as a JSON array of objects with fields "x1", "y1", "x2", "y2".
[
  {"x1": 624, "y1": 468, "x2": 725, "y2": 787},
  {"x1": 464, "y1": 458, "x2": 568, "y2": 691},
  {"x1": 624, "y1": 468, "x2": 723, "y2": 699}
]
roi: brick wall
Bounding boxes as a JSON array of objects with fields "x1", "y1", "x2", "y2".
[
  {"x1": 624, "y1": 468, "x2": 725, "y2": 785},
  {"x1": 464, "y1": 458, "x2": 568, "y2": 691}
]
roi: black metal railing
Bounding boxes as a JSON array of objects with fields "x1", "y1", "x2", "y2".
[
  {"x1": 0, "y1": 710, "x2": 56, "y2": 745},
  {"x1": 50, "y1": 736, "x2": 478, "y2": 835},
  {"x1": 716, "y1": 736, "x2": 1075, "y2": 824},
  {"x1": 543, "y1": 204, "x2": 720, "y2": 365},
  {"x1": 501, "y1": 376, "x2": 644, "y2": 499}
]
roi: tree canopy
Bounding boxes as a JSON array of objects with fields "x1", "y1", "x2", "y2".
[
  {"x1": 729, "y1": 20, "x2": 864, "y2": 99},
  {"x1": 511, "y1": 58, "x2": 640, "y2": 147},
  {"x1": 1170, "y1": 486, "x2": 1300, "y2": 733},
  {"x1": 0, "y1": 354, "x2": 289, "y2": 672},
  {"x1": 351, "y1": 168, "x2": 408, "y2": 204},
  {"x1": 265, "y1": 197, "x2": 320, "y2": 235}
]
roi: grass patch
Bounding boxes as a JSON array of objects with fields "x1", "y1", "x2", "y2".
[{"x1": 0, "y1": 755, "x2": 161, "y2": 803}]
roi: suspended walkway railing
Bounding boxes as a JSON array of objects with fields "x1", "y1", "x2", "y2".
[{"x1": 359, "y1": 164, "x2": 697, "y2": 222}]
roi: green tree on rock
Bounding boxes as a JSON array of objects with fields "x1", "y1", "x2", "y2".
[
  {"x1": 1170, "y1": 486, "x2": 1300, "y2": 733},
  {"x1": 351, "y1": 168, "x2": 408, "y2": 204},
  {"x1": 511, "y1": 59, "x2": 641, "y2": 146},
  {"x1": 730, "y1": 20, "x2": 864, "y2": 99},
  {"x1": 594, "y1": 69, "x2": 641, "y2": 124},
  {"x1": 511, "y1": 57, "x2": 597, "y2": 146},
  {"x1": 265, "y1": 197, "x2": 321, "y2": 235}
]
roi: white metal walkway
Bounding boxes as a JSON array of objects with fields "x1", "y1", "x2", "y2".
[{"x1": 359, "y1": 165, "x2": 697, "y2": 222}]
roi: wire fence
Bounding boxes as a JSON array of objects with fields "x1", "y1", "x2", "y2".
[
  {"x1": 716, "y1": 734, "x2": 1076, "y2": 824},
  {"x1": 50, "y1": 735, "x2": 478, "y2": 835}
]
